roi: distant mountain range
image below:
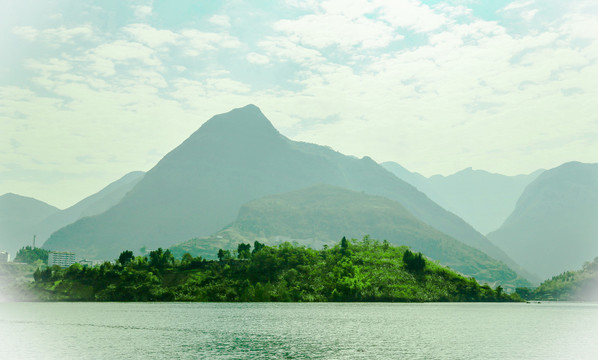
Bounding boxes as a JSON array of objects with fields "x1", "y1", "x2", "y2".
[
  {"x1": 0, "y1": 171, "x2": 143, "y2": 259},
  {"x1": 381, "y1": 162, "x2": 542, "y2": 234},
  {"x1": 488, "y1": 162, "x2": 598, "y2": 280},
  {"x1": 6, "y1": 105, "x2": 595, "y2": 288},
  {"x1": 171, "y1": 184, "x2": 529, "y2": 288},
  {"x1": 0, "y1": 194, "x2": 59, "y2": 258},
  {"x1": 42, "y1": 105, "x2": 522, "y2": 284}
]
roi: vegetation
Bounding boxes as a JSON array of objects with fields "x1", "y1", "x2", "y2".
[
  {"x1": 170, "y1": 185, "x2": 531, "y2": 289},
  {"x1": 14, "y1": 246, "x2": 49, "y2": 264},
  {"x1": 29, "y1": 237, "x2": 519, "y2": 302},
  {"x1": 516, "y1": 256, "x2": 598, "y2": 301}
]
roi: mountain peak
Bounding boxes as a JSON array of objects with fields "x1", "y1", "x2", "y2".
[{"x1": 198, "y1": 104, "x2": 280, "y2": 138}]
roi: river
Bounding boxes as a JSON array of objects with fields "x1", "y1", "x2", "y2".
[{"x1": 1, "y1": 302, "x2": 597, "y2": 359}]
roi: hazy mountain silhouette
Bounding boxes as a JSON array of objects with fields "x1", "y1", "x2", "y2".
[
  {"x1": 44, "y1": 104, "x2": 526, "y2": 282},
  {"x1": 0, "y1": 193, "x2": 59, "y2": 258},
  {"x1": 488, "y1": 162, "x2": 598, "y2": 280},
  {"x1": 34, "y1": 171, "x2": 144, "y2": 244},
  {"x1": 0, "y1": 172, "x2": 143, "y2": 260},
  {"x1": 382, "y1": 162, "x2": 542, "y2": 234},
  {"x1": 171, "y1": 184, "x2": 529, "y2": 288}
]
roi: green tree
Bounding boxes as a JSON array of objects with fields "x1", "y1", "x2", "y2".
[
  {"x1": 181, "y1": 253, "x2": 193, "y2": 265},
  {"x1": 217, "y1": 249, "x2": 232, "y2": 262},
  {"x1": 403, "y1": 249, "x2": 425, "y2": 273},
  {"x1": 118, "y1": 250, "x2": 134, "y2": 266},
  {"x1": 14, "y1": 246, "x2": 49, "y2": 264},
  {"x1": 149, "y1": 248, "x2": 174, "y2": 270},
  {"x1": 237, "y1": 243, "x2": 251, "y2": 259},
  {"x1": 252, "y1": 241, "x2": 265, "y2": 254}
]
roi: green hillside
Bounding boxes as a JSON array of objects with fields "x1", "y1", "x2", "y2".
[
  {"x1": 521, "y1": 256, "x2": 598, "y2": 301},
  {"x1": 171, "y1": 185, "x2": 530, "y2": 289},
  {"x1": 28, "y1": 238, "x2": 519, "y2": 302}
]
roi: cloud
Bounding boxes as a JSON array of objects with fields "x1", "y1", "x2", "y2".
[
  {"x1": 12, "y1": 26, "x2": 38, "y2": 41},
  {"x1": 123, "y1": 23, "x2": 180, "y2": 48},
  {"x1": 13, "y1": 25, "x2": 93, "y2": 43},
  {"x1": 258, "y1": 36, "x2": 324, "y2": 65},
  {"x1": 504, "y1": 0, "x2": 535, "y2": 11},
  {"x1": 133, "y1": 5, "x2": 153, "y2": 19},
  {"x1": 274, "y1": 14, "x2": 398, "y2": 49},
  {"x1": 180, "y1": 29, "x2": 241, "y2": 56},
  {"x1": 209, "y1": 15, "x2": 231, "y2": 27},
  {"x1": 375, "y1": 0, "x2": 448, "y2": 33},
  {"x1": 246, "y1": 52, "x2": 270, "y2": 65}
]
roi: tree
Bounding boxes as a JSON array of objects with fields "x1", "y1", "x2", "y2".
[
  {"x1": 403, "y1": 249, "x2": 425, "y2": 273},
  {"x1": 252, "y1": 241, "x2": 265, "y2": 254},
  {"x1": 14, "y1": 246, "x2": 49, "y2": 264},
  {"x1": 340, "y1": 237, "x2": 352, "y2": 257},
  {"x1": 181, "y1": 253, "x2": 193, "y2": 265},
  {"x1": 217, "y1": 249, "x2": 232, "y2": 262},
  {"x1": 237, "y1": 243, "x2": 251, "y2": 259},
  {"x1": 33, "y1": 267, "x2": 42, "y2": 282},
  {"x1": 149, "y1": 248, "x2": 174, "y2": 270},
  {"x1": 118, "y1": 250, "x2": 134, "y2": 266}
]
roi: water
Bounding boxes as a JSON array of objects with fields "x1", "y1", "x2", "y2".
[{"x1": 1, "y1": 302, "x2": 597, "y2": 359}]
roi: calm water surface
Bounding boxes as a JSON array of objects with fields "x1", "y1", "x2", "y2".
[{"x1": 1, "y1": 302, "x2": 597, "y2": 359}]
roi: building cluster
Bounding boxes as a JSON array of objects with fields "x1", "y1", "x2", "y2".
[
  {"x1": 0, "y1": 251, "x2": 10, "y2": 263},
  {"x1": 46, "y1": 251, "x2": 103, "y2": 268}
]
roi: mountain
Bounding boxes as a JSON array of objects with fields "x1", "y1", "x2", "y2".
[
  {"x1": 382, "y1": 162, "x2": 542, "y2": 234},
  {"x1": 171, "y1": 185, "x2": 530, "y2": 288},
  {"x1": 34, "y1": 171, "x2": 144, "y2": 244},
  {"x1": 44, "y1": 104, "x2": 523, "y2": 282},
  {"x1": 488, "y1": 162, "x2": 598, "y2": 280},
  {"x1": 0, "y1": 194, "x2": 59, "y2": 258}
]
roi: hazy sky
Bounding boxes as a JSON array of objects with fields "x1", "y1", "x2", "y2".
[{"x1": 2, "y1": 0, "x2": 597, "y2": 208}]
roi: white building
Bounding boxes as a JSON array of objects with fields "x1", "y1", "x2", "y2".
[
  {"x1": 48, "y1": 251, "x2": 76, "y2": 268},
  {"x1": 78, "y1": 259, "x2": 102, "y2": 267},
  {"x1": 0, "y1": 251, "x2": 9, "y2": 263}
]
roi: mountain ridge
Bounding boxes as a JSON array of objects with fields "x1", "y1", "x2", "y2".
[
  {"x1": 43, "y1": 105, "x2": 527, "y2": 285},
  {"x1": 488, "y1": 161, "x2": 598, "y2": 280}
]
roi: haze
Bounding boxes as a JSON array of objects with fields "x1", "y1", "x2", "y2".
[{"x1": 1, "y1": 0, "x2": 597, "y2": 208}]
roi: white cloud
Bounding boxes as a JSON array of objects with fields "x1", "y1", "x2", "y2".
[
  {"x1": 12, "y1": 26, "x2": 38, "y2": 41},
  {"x1": 259, "y1": 36, "x2": 324, "y2": 65},
  {"x1": 25, "y1": 58, "x2": 72, "y2": 74},
  {"x1": 89, "y1": 40, "x2": 159, "y2": 64},
  {"x1": 180, "y1": 29, "x2": 241, "y2": 56},
  {"x1": 132, "y1": 5, "x2": 152, "y2": 19},
  {"x1": 123, "y1": 23, "x2": 180, "y2": 48},
  {"x1": 375, "y1": 0, "x2": 448, "y2": 33},
  {"x1": 246, "y1": 52, "x2": 270, "y2": 65},
  {"x1": 13, "y1": 25, "x2": 93, "y2": 43},
  {"x1": 209, "y1": 15, "x2": 231, "y2": 27},
  {"x1": 504, "y1": 0, "x2": 535, "y2": 11},
  {"x1": 274, "y1": 14, "x2": 396, "y2": 49}
]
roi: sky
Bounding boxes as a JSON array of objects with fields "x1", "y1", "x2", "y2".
[{"x1": 1, "y1": 0, "x2": 597, "y2": 209}]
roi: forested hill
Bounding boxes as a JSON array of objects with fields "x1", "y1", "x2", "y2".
[
  {"x1": 521, "y1": 256, "x2": 598, "y2": 301},
  {"x1": 171, "y1": 185, "x2": 530, "y2": 289},
  {"x1": 29, "y1": 238, "x2": 518, "y2": 302}
]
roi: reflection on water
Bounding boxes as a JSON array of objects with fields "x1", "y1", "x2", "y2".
[{"x1": 1, "y1": 302, "x2": 597, "y2": 359}]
